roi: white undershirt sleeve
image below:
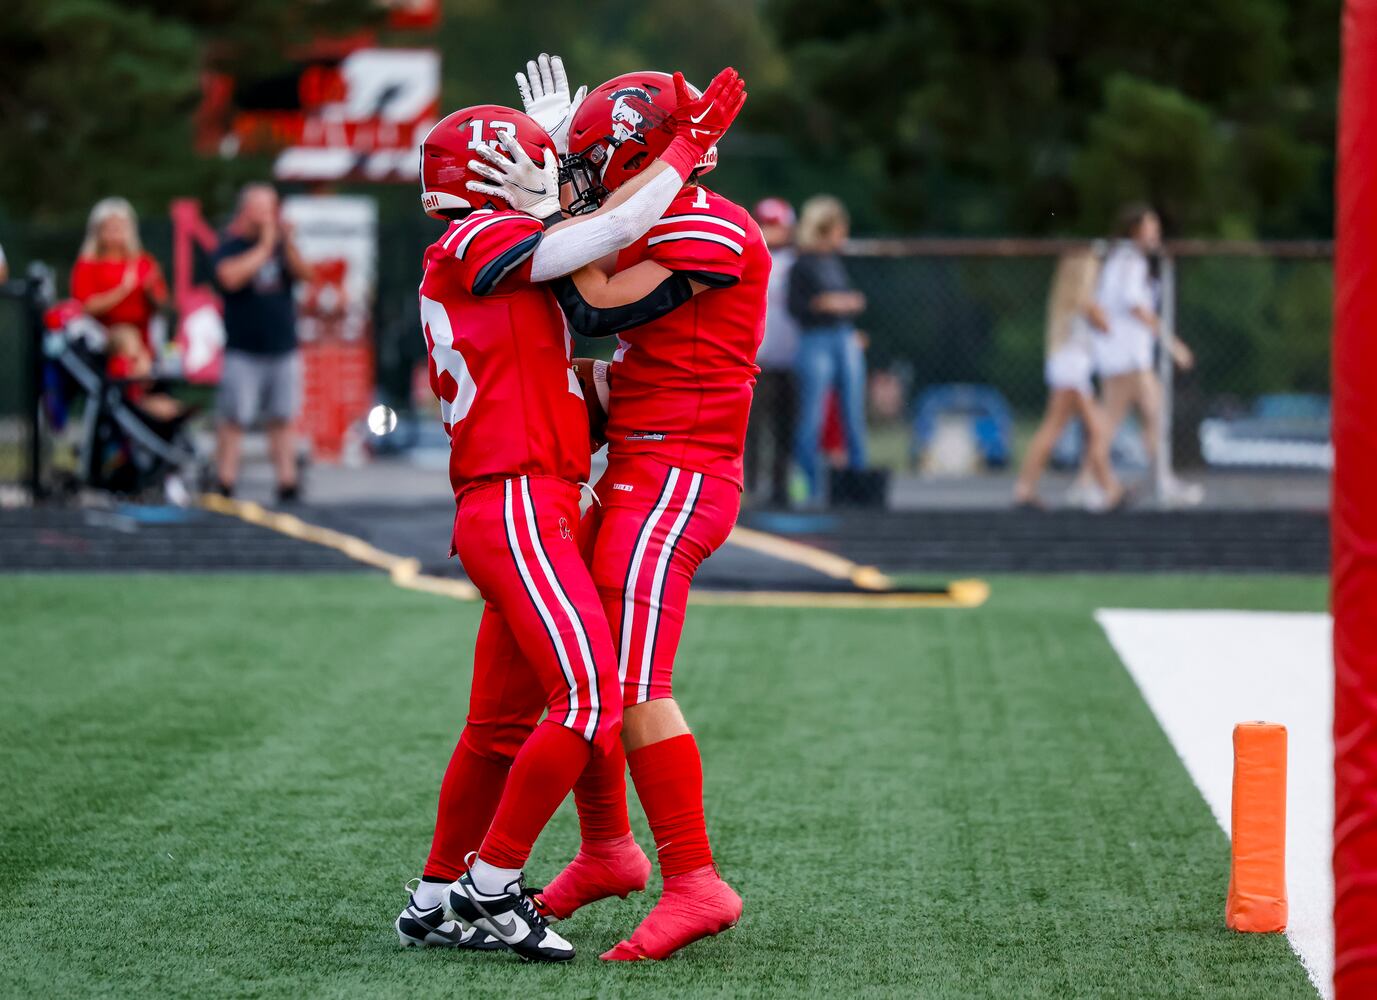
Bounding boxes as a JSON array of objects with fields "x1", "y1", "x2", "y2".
[{"x1": 528, "y1": 168, "x2": 682, "y2": 283}]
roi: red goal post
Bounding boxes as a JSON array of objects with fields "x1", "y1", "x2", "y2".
[{"x1": 1334, "y1": 2, "x2": 1377, "y2": 997}]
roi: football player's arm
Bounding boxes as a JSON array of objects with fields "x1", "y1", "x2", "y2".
[
  {"x1": 552, "y1": 260, "x2": 715, "y2": 338},
  {"x1": 469, "y1": 68, "x2": 747, "y2": 284},
  {"x1": 528, "y1": 166, "x2": 689, "y2": 282},
  {"x1": 466, "y1": 147, "x2": 705, "y2": 284}
]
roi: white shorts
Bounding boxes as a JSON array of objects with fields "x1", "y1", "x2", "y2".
[
  {"x1": 1045, "y1": 344, "x2": 1094, "y2": 396},
  {"x1": 1093, "y1": 326, "x2": 1154, "y2": 378}
]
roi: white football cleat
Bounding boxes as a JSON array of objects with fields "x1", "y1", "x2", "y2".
[
  {"x1": 444, "y1": 867, "x2": 575, "y2": 962},
  {"x1": 396, "y1": 879, "x2": 503, "y2": 950}
]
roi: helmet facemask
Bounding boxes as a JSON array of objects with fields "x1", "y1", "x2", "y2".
[{"x1": 560, "y1": 146, "x2": 611, "y2": 216}]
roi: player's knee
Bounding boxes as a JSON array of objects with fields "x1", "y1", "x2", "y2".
[
  {"x1": 460, "y1": 718, "x2": 536, "y2": 765},
  {"x1": 591, "y1": 703, "x2": 623, "y2": 755}
]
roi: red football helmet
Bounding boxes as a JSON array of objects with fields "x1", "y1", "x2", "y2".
[
  {"x1": 419, "y1": 105, "x2": 557, "y2": 219},
  {"x1": 562, "y1": 71, "x2": 716, "y2": 215}
]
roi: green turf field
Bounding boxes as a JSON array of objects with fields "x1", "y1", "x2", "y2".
[{"x1": 0, "y1": 572, "x2": 1326, "y2": 998}]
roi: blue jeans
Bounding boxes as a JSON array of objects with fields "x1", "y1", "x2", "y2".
[{"x1": 792, "y1": 323, "x2": 867, "y2": 501}]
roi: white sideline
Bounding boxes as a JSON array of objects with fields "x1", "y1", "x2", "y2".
[{"x1": 1095, "y1": 609, "x2": 1332, "y2": 999}]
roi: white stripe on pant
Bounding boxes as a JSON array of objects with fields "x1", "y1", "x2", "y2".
[
  {"x1": 502, "y1": 477, "x2": 591, "y2": 735},
  {"x1": 618, "y1": 468, "x2": 703, "y2": 704},
  {"x1": 517, "y1": 476, "x2": 600, "y2": 740}
]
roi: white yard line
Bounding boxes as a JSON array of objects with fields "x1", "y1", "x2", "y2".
[{"x1": 1095, "y1": 609, "x2": 1332, "y2": 999}]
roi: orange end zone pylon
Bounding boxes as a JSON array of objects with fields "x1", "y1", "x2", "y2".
[{"x1": 1226, "y1": 722, "x2": 1288, "y2": 933}]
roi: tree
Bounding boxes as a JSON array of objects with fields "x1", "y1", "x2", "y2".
[
  {"x1": 766, "y1": 0, "x2": 1338, "y2": 236},
  {"x1": 0, "y1": 0, "x2": 378, "y2": 224}
]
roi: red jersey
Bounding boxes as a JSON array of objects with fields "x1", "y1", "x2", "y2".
[
  {"x1": 70, "y1": 254, "x2": 166, "y2": 344},
  {"x1": 419, "y1": 209, "x2": 591, "y2": 497},
  {"x1": 604, "y1": 186, "x2": 770, "y2": 486}
]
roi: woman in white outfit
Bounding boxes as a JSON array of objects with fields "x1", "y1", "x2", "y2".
[
  {"x1": 1013, "y1": 246, "x2": 1123, "y2": 509},
  {"x1": 1089, "y1": 205, "x2": 1194, "y2": 486}
]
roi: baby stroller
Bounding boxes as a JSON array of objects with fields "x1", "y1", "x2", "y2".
[{"x1": 41, "y1": 300, "x2": 207, "y2": 503}]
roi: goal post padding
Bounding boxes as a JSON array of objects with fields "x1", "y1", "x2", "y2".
[{"x1": 1334, "y1": 2, "x2": 1377, "y2": 996}]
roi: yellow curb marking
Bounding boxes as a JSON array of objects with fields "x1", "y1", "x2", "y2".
[{"x1": 199, "y1": 494, "x2": 986, "y2": 609}]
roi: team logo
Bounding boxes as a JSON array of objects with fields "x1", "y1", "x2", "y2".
[
  {"x1": 558, "y1": 516, "x2": 573, "y2": 540},
  {"x1": 607, "y1": 84, "x2": 668, "y2": 146}
]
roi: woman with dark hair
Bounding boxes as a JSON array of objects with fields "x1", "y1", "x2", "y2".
[{"x1": 1084, "y1": 203, "x2": 1194, "y2": 499}]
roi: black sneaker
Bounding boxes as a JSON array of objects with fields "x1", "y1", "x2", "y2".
[
  {"x1": 396, "y1": 880, "x2": 503, "y2": 950},
  {"x1": 445, "y1": 865, "x2": 575, "y2": 962},
  {"x1": 275, "y1": 483, "x2": 301, "y2": 504}
]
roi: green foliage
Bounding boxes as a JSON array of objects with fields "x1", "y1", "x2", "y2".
[
  {"x1": 768, "y1": 0, "x2": 1338, "y2": 237},
  {"x1": 1177, "y1": 257, "x2": 1332, "y2": 397},
  {"x1": 1073, "y1": 76, "x2": 1223, "y2": 236},
  {"x1": 0, "y1": 0, "x2": 1340, "y2": 239},
  {"x1": 0, "y1": 0, "x2": 379, "y2": 224}
]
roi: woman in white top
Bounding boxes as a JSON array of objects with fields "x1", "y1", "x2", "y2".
[
  {"x1": 1013, "y1": 247, "x2": 1123, "y2": 508},
  {"x1": 1089, "y1": 204, "x2": 1193, "y2": 482}
]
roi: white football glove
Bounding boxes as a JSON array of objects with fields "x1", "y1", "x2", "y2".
[
  {"x1": 466, "y1": 134, "x2": 562, "y2": 220},
  {"x1": 515, "y1": 53, "x2": 587, "y2": 155}
]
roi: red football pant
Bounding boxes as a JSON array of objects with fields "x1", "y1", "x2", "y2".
[
  {"x1": 565, "y1": 457, "x2": 738, "y2": 870},
  {"x1": 586, "y1": 456, "x2": 740, "y2": 706},
  {"x1": 424, "y1": 606, "x2": 546, "y2": 880},
  {"x1": 424, "y1": 476, "x2": 622, "y2": 877}
]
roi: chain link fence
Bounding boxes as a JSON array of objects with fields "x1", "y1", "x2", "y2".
[
  {"x1": 741, "y1": 238, "x2": 1332, "y2": 511},
  {"x1": 0, "y1": 212, "x2": 1331, "y2": 513}
]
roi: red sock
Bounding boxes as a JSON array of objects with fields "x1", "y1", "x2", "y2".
[
  {"x1": 479, "y1": 721, "x2": 592, "y2": 870},
  {"x1": 423, "y1": 737, "x2": 509, "y2": 881},
  {"x1": 627, "y1": 733, "x2": 714, "y2": 877},
  {"x1": 574, "y1": 742, "x2": 632, "y2": 841}
]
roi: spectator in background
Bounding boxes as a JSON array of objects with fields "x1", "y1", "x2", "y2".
[
  {"x1": 1013, "y1": 247, "x2": 1123, "y2": 510},
  {"x1": 746, "y1": 197, "x2": 799, "y2": 506},
  {"x1": 1086, "y1": 203, "x2": 1194, "y2": 500},
  {"x1": 70, "y1": 197, "x2": 167, "y2": 348},
  {"x1": 788, "y1": 195, "x2": 868, "y2": 504},
  {"x1": 107, "y1": 323, "x2": 186, "y2": 423},
  {"x1": 212, "y1": 183, "x2": 315, "y2": 502},
  {"x1": 0, "y1": 241, "x2": 8, "y2": 283}
]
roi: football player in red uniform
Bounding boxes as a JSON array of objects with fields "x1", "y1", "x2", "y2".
[
  {"x1": 394, "y1": 70, "x2": 746, "y2": 963},
  {"x1": 496, "y1": 58, "x2": 771, "y2": 961}
]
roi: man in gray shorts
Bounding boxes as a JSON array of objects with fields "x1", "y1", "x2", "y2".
[{"x1": 212, "y1": 184, "x2": 314, "y2": 502}]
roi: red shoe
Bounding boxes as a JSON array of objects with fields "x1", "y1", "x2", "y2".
[
  {"x1": 601, "y1": 865, "x2": 742, "y2": 961},
  {"x1": 534, "y1": 832, "x2": 651, "y2": 920}
]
